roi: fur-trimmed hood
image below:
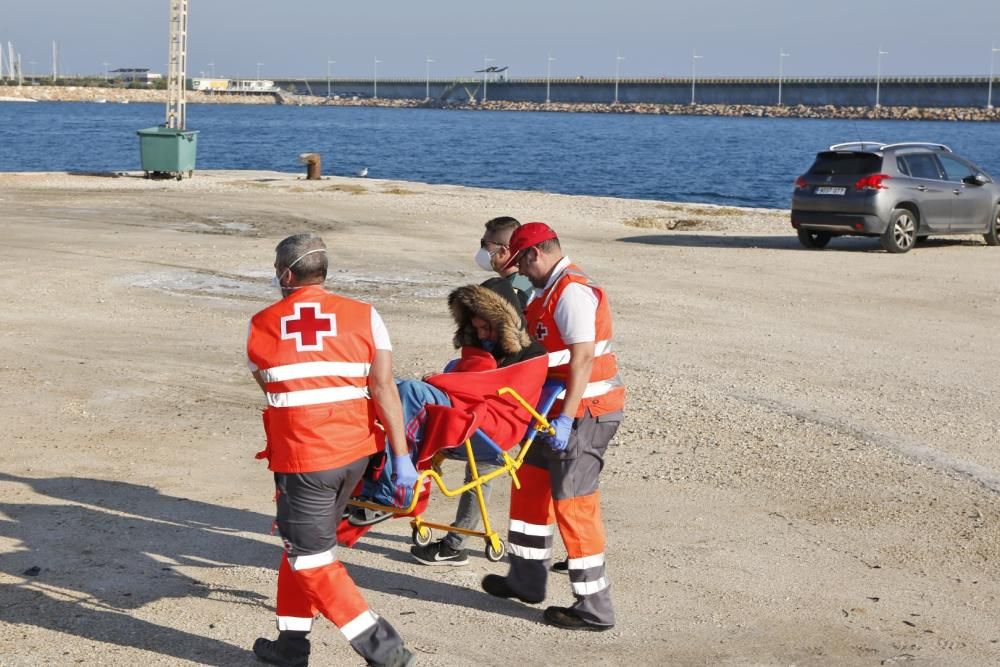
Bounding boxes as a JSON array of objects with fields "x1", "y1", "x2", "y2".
[{"x1": 448, "y1": 278, "x2": 534, "y2": 359}]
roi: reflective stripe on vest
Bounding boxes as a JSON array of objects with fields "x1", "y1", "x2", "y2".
[
  {"x1": 266, "y1": 385, "x2": 370, "y2": 408},
  {"x1": 554, "y1": 374, "x2": 624, "y2": 401},
  {"x1": 258, "y1": 361, "x2": 371, "y2": 383},
  {"x1": 260, "y1": 359, "x2": 372, "y2": 407},
  {"x1": 546, "y1": 339, "x2": 613, "y2": 367}
]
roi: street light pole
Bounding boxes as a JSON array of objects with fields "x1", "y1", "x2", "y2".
[
  {"x1": 483, "y1": 56, "x2": 493, "y2": 102},
  {"x1": 988, "y1": 45, "x2": 1000, "y2": 109},
  {"x1": 374, "y1": 57, "x2": 381, "y2": 99},
  {"x1": 778, "y1": 50, "x2": 790, "y2": 106},
  {"x1": 691, "y1": 50, "x2": 702, "y2": 105},
  {"x1": 875, "y1": 46, "x2": 887, "y2": 108},
  {"x1": 207, "y1": 62, "x2": 214, "y2": 78},
  {"x1": 256, "y1": 62, "x2": 263, "y2": 82},
  {"x1": 546, "y1": 53, "x2": 555, "y2": 104},
  {"x1": 614, "y1": 52, "x2": 625, "y2": 104},
  {"x1": 327, "y1": 59, "x2": 335, "y2": 98},
  {"x1": 425, "y1": 56, "x2": 434, "y2": 100},
  {"x1": 102, "y1": 61, "x2": 110, "y2": 82}
]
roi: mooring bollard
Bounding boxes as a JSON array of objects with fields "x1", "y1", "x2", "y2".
[{"x1": 298, "y1": 152, "x2": 322, "y2": 180}]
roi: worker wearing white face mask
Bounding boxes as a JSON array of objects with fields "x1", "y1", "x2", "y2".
[
  {"x1": 474, "y1": 216, "x2": 533, "y2": 310},
  {"x1": 247, "y1": 233, "x2": 417, "y2": 667},
  {"x1": 271, "y1": 247, "x2": 326, "y2": 292}
]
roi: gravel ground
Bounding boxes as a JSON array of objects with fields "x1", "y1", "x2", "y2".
[{"x1": 0, "y1": 171, "x2": 998, "y2": 666}]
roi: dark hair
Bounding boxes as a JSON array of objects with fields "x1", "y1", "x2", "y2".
[{"x1": 275, "y1": 233, "x2": 328, "y2": 282}]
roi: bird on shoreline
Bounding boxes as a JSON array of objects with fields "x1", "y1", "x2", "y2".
[{"x1": 357, "y1": 167, "x2": 369, "y2": 178}]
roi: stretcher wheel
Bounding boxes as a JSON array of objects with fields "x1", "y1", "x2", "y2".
[
  {"x1": 412, "y1": 525, "x2": 433, "y2": 547},
  {"x1": 485, "y1": 540, "x2": 506, "y2": 562}
]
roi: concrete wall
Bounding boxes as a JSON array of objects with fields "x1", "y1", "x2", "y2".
[{"x1": 275, "y1": 77, "x2": 999, "y2": 108}]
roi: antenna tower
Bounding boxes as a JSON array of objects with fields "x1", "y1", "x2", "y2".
[{"x1": 165, "y1": 0, "x2": 189, "y2": 129}]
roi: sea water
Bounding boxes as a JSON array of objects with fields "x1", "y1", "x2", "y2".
[{"x1": 2, "y1": 101, "x2": 998, "y2": 209}]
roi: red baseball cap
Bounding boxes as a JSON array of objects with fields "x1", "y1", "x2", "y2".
[{"x1": 500, "y1": 222, "x2": 558, "y2": 272}]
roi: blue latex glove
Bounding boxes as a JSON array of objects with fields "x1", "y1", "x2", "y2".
[
  {"x1": 547, "y1": 415, "x2": 574, "y2": 452},
  {"x1": 391, "y1": 454, "x2": 418, "y2": 507}
]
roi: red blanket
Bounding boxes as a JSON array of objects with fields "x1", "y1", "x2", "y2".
[
  {"x1": 422, "y1": 352, "x2": 548, "y2": 459},
  {"x1": 336, "y1": 351, "x2": 548, "y2": 547}
]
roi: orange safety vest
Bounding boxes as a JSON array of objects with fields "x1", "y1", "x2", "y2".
[
  {"x1": 526, "y1": 263, "x2": 625, "y2": 418},
  {"x1": 247, "y1": 285, "x2": 380, "y2": 473}
]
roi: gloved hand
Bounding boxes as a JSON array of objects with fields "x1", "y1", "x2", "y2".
[
  {"x1": 547, "y1": 415, "x2": 574, "y2": 452},
  {"x1": 391, "y1": 454, "x2": 418, "y2": 507}
]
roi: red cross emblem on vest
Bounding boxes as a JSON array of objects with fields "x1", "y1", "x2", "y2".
[
  {"x1": 534, "y1": 322, "x2": 549, "y2": 341},
  {"x1": 281, "y1": 303, "x2": 337, "y2": 352}
]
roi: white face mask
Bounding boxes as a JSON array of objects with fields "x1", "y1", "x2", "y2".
[
  {"x1": 474, "y1": 247, "x2": 498, "y2": 272},
  {"x1": 273, "y1": 248, "x2": 326, "y2": 291}
]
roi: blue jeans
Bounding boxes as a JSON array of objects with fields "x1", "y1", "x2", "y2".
[
  {"x1": 362, "y1": 380, "x2": 449, "y2": 506},
  {"x1": 362, "y1": 379, "x2": 504, "y2": 508}
]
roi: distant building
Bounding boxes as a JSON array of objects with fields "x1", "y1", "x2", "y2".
[
  {"x1": 191, "y1": 77, "x2": 231, "y2": 92},
  {"x1": 190, "y1": 77, "x2": 277, "y2": 93},
  {"x1": 111, "y1": 68, "x2": 162, "y2": 84}
]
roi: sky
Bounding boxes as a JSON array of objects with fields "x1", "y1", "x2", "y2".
[{"x1": 2, "y1": 1, "x2": 999, "y2": 80}]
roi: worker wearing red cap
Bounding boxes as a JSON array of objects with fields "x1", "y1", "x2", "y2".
[{"x1": 481, "y1": 222, "x2": 624, "y2": 631}]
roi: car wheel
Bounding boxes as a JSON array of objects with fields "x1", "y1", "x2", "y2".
[
  {"x1": 984, "y1": 205, "x2": 1000, "y2": 246},
  {"x1": 797, "y1": 229, "x2": 832, "y2": 249},
  {"x1": 880, "y1": 209, "x2": 917, "y2": 253}
]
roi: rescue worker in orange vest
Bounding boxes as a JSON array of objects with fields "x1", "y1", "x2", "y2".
[
  {"x1": 480, "y1": 222, "x2": 624, "y2": 631},
  {"x1": 247, "y1": 233, "x2": 418, "y2": 667}
]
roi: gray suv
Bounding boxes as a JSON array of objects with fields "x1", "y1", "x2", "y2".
[{"x1": 791, "y1": 142, "x2": 1000, "y2": 253}]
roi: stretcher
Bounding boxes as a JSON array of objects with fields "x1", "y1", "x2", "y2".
[{"x1": 345, "y1": 381, "x2": 562, "y2": 562}]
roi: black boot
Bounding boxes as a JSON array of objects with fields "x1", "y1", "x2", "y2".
[{"x1": 253, "y1": 630, "x2": 311, "y2": 666}]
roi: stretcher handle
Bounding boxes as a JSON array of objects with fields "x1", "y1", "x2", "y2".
[{"x1": 497, "y1": 387, "x2": 556, "y2": 437}]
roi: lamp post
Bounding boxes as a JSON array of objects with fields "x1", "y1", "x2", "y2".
[
  {"x1": 690, "y1": 50, "x2": 702, "y2": 105},
  {"x1": 483, "y1": 56, "x2": 493, "y2": 102},
  {"x1": 988, "y1": 45, "x2": 1000, "y2": 109},
  {"x1": 546, "y1": 53, "x2": 555, "y2": 104},
  {"x1": 373, "y1": 56, "x2": 381, "y2": 99},
  {"x1": 875, "y1": 47, "x2": 887, "y2": 108},
  {"x1": 614, "y1": 51, "x2": 624, "y2": 104},
  {"x1": 102, "y1": 62, "x2": 110, "y2": 82},
  {"x1": 778, "y1": 50, "x2": 790, "y2": 106},
  {"x1": 256, "y1": 62, "x2": 263, "y2": 82},
  {"x1": 327, "y1": 59, "x2": 335, "y2": 97},
  {"x1": 207, "y1": 62, "x2": 214, "y2": 78},
  {"x1": 425, "y1": 56, "x2": 434, "y2": 100}
]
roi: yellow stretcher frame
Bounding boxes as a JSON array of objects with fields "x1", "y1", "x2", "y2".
[{"x1": 347, "y1": 386, "x2": 555, "y2": 562}]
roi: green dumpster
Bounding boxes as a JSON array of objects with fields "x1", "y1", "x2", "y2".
[{"x1": 136, "y1": 126, "x2": 199, "y2": 180}]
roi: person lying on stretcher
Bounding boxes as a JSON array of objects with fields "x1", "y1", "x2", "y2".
[{"x1": 345, "y1": 278, "x2": 547, "y2": 546}]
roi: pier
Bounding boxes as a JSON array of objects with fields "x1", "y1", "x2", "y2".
[{"x1": 272, "y1": 75, "x2": 1000, "y2": 108}]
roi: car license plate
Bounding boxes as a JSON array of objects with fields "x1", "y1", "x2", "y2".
[{"x1": 815, "y1": 186, "x2": 846, "y2": 195}]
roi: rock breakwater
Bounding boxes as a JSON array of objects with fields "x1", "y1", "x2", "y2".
[{"x1": 3, "y1": 85, "x2": 999, "y2": 121}]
